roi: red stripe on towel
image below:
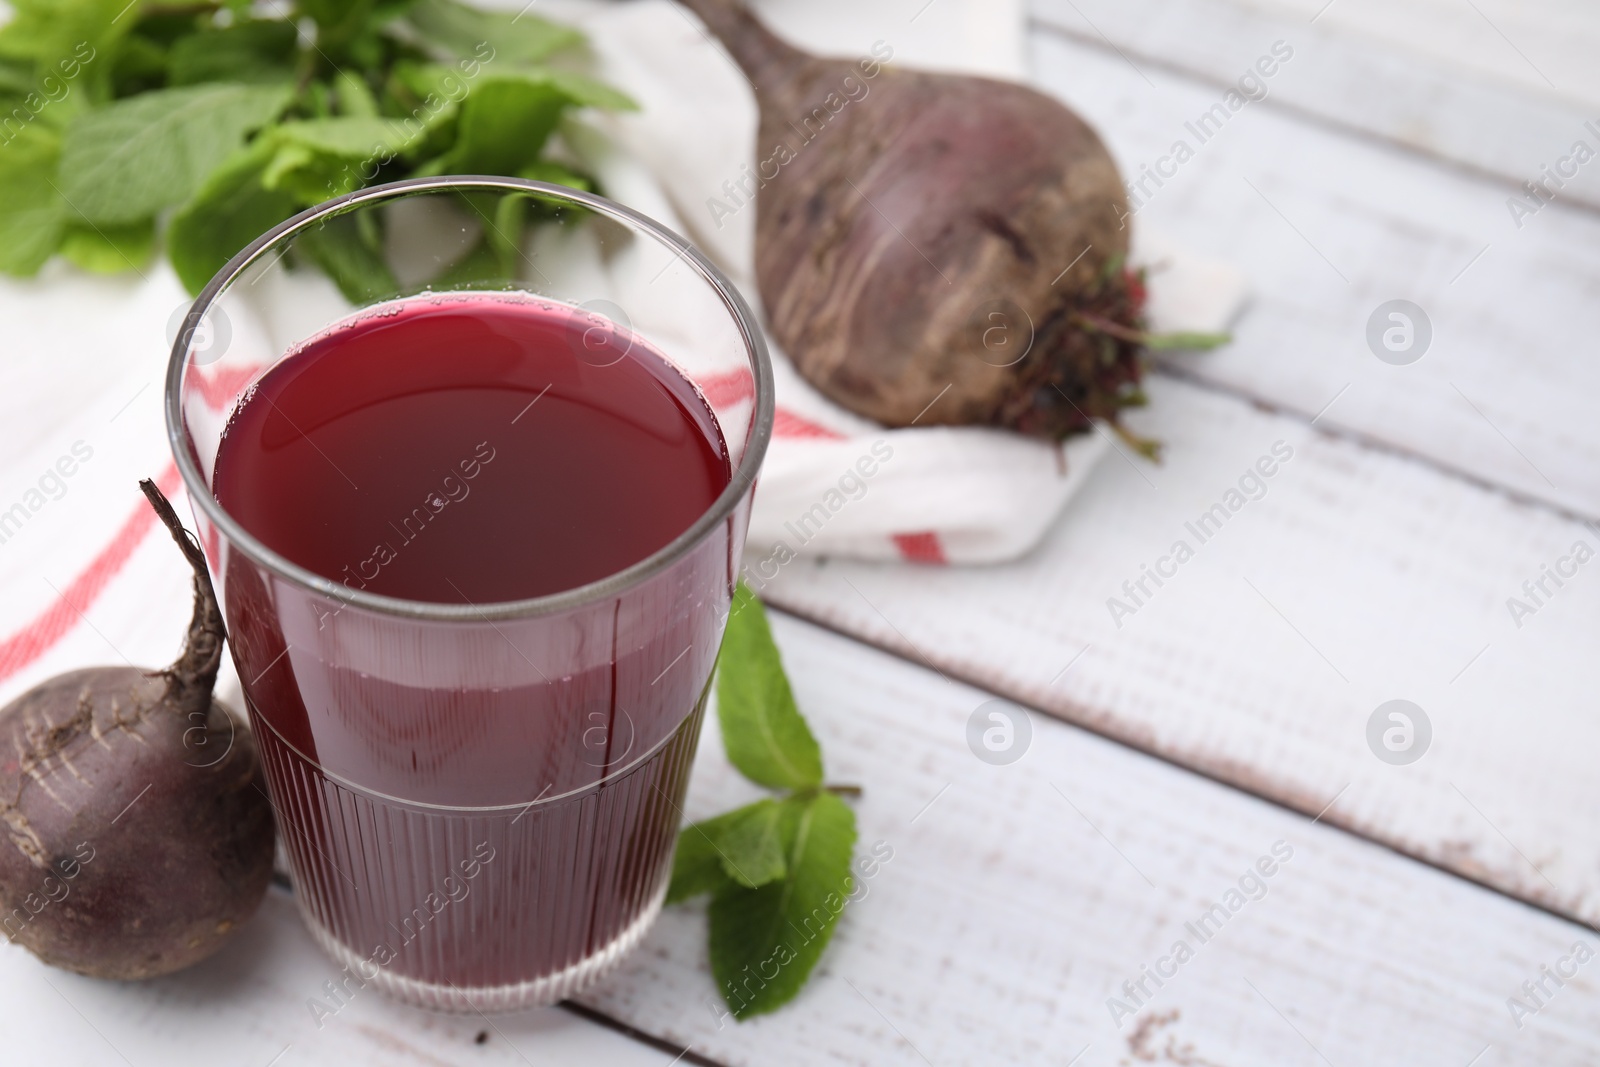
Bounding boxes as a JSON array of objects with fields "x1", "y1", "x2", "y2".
[
  {"x1": 191, "y1": 364, "x2": 258, "y2": 411},
  {"x1": 773, "y1": 409, "x2": 845, "y2": 440},
  {"x1": 0, "y1": 462, "x2": 184, "y2": 684},
  {"x1": 891, "y1": 531, "x2": 947, "y2": 564},
  {"x1": 697, "y1": 369, "x2": 755, "y2": 407},
  {"x1": 697, "y1": 370, "x2": 847, "y2": 440}
]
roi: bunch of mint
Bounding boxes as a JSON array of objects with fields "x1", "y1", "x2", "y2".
[
  {"x1": 668, "y1": 583, "x2": 861, "y2": 1019},
  {"x1": 0, "y1": 0, "x2": 633, "y2": 297}
]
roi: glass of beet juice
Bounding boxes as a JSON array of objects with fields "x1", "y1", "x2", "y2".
[{"x1": 164, "y1": 178, "x2": 773, "y2": 1012}]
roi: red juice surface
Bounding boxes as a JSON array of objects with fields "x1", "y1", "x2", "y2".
[
  {"x1": 211, "y1": 293, "x2": 736, "y2": 1000},
  {"x1": 215, "y1": 293, "x2": 728, "y2": 604}
]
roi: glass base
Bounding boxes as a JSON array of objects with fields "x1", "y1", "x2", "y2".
[{"x1": 296, "y1": 882, "x2": 666, "y2": 1013}]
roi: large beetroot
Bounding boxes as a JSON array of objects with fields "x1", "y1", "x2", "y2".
[{"x1": 681, "y1": 0, "x2": 1202, "y2": 450}]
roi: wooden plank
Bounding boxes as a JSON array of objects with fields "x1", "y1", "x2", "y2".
[
  {"x1": 1020, "y1": 26, "x2": 1600, "y2": 522},
  {"x1": 757, "y1": 374, "x2": 1600, "y2": 928},
  {"x1": 1029, "y1": 0, "x2": 1600, "y2": 212},
  {"x1": 0, "y1": 888, "x2": 675, "y2": 1067},
  {"x1": 1279, "y1": 0, "x2": 1600, "y2": 110},
  {"x1": 580, "y1": 612, "x2": 1600, "y2": 1066}
]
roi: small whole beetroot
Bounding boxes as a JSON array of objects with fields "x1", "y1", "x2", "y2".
[{"x1": 0, "y1": 480, "x2": 274, "y2": 979}]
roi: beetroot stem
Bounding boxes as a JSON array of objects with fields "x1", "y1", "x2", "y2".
[{"x1": 138, "y1": 479, "x2": 226, "y2": 714}]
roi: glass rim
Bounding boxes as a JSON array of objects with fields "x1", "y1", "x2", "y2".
[{"x1": 165, "y1": 174, "x2": 775, "y2": 622}]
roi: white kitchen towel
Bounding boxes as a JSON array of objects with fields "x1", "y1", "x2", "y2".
[{"x1": 0, "y1": 0, "x2": 1244, "y2": 709}]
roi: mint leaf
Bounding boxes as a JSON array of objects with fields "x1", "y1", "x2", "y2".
[
  {"x1": 535, "y1": 68, "x2": 638, "y2": 112},
  {"x1": 261, "y1": 117, "x2": 424, "y2": 201},
  {"x1": 716, "y1": 799, "x2": 789, "y2": 889},
  {"x1": 669, "y1": 586, "x2": 860, "y2": 1018},
  {"x1": 372, "y1": 0, "x2": 423, "y2": 23},
  {"x1": 667, "y1": 808, "x2": 742, "y2": 905},
  {"x1": 274, "y1": 116, "x2": 422, "y2": 158},
  {"x1": 0, "y1": 57, "x2": 37, "y2": 94},
  {"x1": 59, "y1": 82, "x2": 292, "y2": 224},
  {"x1": 384, "y1": 61, "x2": 473, "y2": 152},
  {"x1": 670, "y1": 797, "x2": 797, "y2": 905},
  {"x1": 111, "y1": 31, "x2": 170, "y2": 98},
  {"x1": 413, "y1": 75, "x2": 570, "y2": 176},
  {"x1": 167, "y1": 139, "x2": 299, "y2": 294},
  {"x1": 333, "y1": 70, "x2": 381, "y2": 117},
  {"x1": 716, "y1": 583, "x2": 824, "y2": 791},
  {"x1": 518, "y1": 159, "x2": 595, "y2": 193},
  {"x1": 483, "y1": 190, "x2": 529, "y2": 276},
  {"x1": 294, "y1": 212, "x2": 398, "y2": 304},
  {"x1": 0, "y1": 0, "x2": 130, "y2": 103},
  {"x1": 430, "y1": 237, "x2": 503, "y2": 290},
  {"x1": 60, "y1": 218, "x2": 155, "y2": 273},
  {"x1": 708, "y1": 792, "x2": 857, "y2": 1018},
  {"x1": 167, "y1": 20, "x2": 298, "y2": 87},
  {"x1": 402, "y1": 0, "x2": 581, "y2": 65},
  {"x1": 668, "y1": 799, "x2": 790, "y2": 904},
  {"x1": 0, "y1": 124, "x2": 65, "y2": 275},
  {"x1": 298, "y1": 0, "x2": 379, "y2": 54}
]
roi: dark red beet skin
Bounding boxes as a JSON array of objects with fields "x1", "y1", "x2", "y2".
[{"x1": 0, "y1": 483, "x2": 274, "y2": 980}]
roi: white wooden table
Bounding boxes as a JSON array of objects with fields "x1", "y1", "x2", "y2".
[{"x1": 8, "y1": 0, "x2": 1600, "y2": 1064}]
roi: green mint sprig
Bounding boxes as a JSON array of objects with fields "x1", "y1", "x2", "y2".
[
  {"x1": 0, "y1": 0, "x2": 634, "y2": 297},
  {"x1": 668, "y1": 582, "x2": 860, "y2": 1020}
]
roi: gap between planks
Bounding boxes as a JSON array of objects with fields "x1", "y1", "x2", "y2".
[
  {"x1": 1146, "y1": 358, "x2": 1600, "y2": 535},
  {"x1": 1025, "y1": 14, "x2": 1600, "y2": 223},
  {"x1": 559, "y1": 1000, "x2": 730, "y2": 1067},
  {"x1": 760, "y1": 600, "x2": 1600, "y2": 938}
]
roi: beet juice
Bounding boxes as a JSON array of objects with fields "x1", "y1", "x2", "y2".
[
  {"x1": 215, "y1": 296, "x2": 728, "y2": 605},
  {"x1": 211, "y1": 293, "x2": 737, "y2": 1009}
]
